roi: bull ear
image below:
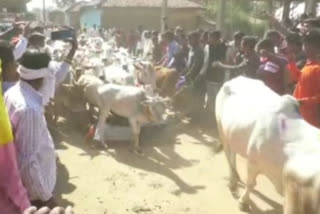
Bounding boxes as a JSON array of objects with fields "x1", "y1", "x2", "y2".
[{"x1": 139, "y1": 62, "x2": 146, "y2": 68}]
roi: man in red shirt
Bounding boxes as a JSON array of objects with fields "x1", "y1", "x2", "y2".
[{"x1": 293, "y1": 30, "x2": 320, "y2": 128}]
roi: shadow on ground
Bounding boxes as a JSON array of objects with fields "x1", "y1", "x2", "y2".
[
  {"x1": 50, "y1": 112, "x2": 218, "y2": 196},
  {"x1": 54, "y1": 160, "x2": 77, "y2": 207}
]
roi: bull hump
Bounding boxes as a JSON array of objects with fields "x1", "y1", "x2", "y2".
[
  {"x1": 223, "y1": 85, "x2": 232, "y2": 95},
  {"x1": 278, "y1": 95, "x2": 299, "y2": 113}
]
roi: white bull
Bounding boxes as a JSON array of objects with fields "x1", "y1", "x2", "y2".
[
  {"x1": 76, "y1": 74, "x2": 104, "y2": 108},
  {"x1": 103, "y1": 60, "x2": 157, "y2": 90},
  {"x1": 94, "y1": 84, "x2": 167, "y2": 153},
  {"x1": 216, "y1": 76, "x2": 320, "y2": 213}
]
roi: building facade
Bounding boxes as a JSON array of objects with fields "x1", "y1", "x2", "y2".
[{"x1": 66, "y1": 0, "x2": 205, "y2": 30}]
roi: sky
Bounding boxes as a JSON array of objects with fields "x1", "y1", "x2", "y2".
[{"x1": 27, "y1": 0, "x2": 57, "y2": 10}]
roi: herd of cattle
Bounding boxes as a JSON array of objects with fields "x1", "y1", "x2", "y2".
[
  {"x1": 49, "y1": 36, "x2": 178, "y2": 152},
  {"x1": 47, "y1": 36, "x2": 320, "y2": 214}
]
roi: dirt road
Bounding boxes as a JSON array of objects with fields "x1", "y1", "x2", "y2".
[{"x1": 53, "y1": 120, "x2": 283, "y2": 214}]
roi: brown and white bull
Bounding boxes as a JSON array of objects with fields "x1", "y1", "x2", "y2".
[{"x1": 216, "y1": 76, "x2": 320, "y2": 213}]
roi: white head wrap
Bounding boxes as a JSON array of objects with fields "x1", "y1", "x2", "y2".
[{"x1": 17, "y1": 63, "x2": 56, "y2": 106}]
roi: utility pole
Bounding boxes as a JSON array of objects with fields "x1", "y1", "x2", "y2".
[
  {"x1": 282, "y1": 0, "x2": 291, "y2": 23},
  {"x1": 161, "y1": 0, "x2": 168, "y2": 33},
  {"x1": 217, "y1": 0, "x2": 226, "y2": 34},
  {"x1": 267, "y1": 0, "x2": 274, "y2": 28},
  {"x1": 43, "y1": 0, "x2": 46, "y2": 25}
]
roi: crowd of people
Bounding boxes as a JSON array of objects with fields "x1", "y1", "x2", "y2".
[{"x1": 1, "y1": 12, "x2": 320, "y2": 213}]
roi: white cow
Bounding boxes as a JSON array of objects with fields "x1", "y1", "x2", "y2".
[
  {"x1": 216, "y1": 76, "x2": 320, "y2": 213},
  {"x1": 76, "y1": 74, "x2": 104, "y2": 108},
  {"x1": 94, "y1": 84, "x2": 167, "y2": 153}
]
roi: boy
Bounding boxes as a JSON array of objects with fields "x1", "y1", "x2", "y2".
[{"x1": 294, "y1": 30, "x2": 320, "y2": 128}]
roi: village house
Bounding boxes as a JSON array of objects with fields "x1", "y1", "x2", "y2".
[{"x1": 66, "y1": 0, "x2": 209, "y2": 30}]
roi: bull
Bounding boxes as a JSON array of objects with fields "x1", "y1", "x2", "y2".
[
  {"x1": 94, "y1": 84, "x2": 168, "y2": 153},
  {"x1": 216, "y1": 76, "x2": 320, "y2": 213}
]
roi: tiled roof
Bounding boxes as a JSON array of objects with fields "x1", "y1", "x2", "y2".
[{"x1": 102, "y1": 0, "x2": 204, "y2": 9}]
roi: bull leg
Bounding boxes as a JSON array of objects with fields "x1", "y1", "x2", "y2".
[
  {"x1": 283, "y1": 170, "x2": 300, "y2": 214},
  {"x1": 239, "y1": 161, "x2": 259, "y2": 212},
  {"x1": 88, "y1": 104, "x2": 97, "y2": 123},
  {"x1": 93, "y1": 108, "x2": 109, "y2": 149},
  {"x1": 224, "y1": 145, "x2": 240, "y2": 197},
  {"x1": 128, "y1": 118, "x2": 142, "y2": 154}
]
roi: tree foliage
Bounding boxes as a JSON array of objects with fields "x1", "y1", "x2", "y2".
[
  {"x1": 0, "y1": 0, "x2": 30, "y2": 12},
  {"x1": 54, "y1": 0, "x2": 76, "y2": 8},
  {"x1": 206, "y1": 0, "x2": 267, "y2": 37}
]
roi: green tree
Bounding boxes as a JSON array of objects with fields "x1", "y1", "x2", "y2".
[
  {"x1": 54, "y1": 0, "x2": 76, "y2": 8},
  {"x1": 0, "y1": 0, "x2": 30, "y2": 12},
  {"x1": 206, "y1": 0, "x2": 267, "y2": 37}
]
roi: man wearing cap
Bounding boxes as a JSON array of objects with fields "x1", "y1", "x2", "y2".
[
  {"x1": 28, "y1": 32, "x2": 46, "y2": 49},
  {"x1": 4, "y1": 43, "x2": 76, "y2": 208}
]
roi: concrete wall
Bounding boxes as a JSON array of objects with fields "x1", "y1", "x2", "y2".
[
  {"x1": 80, "y1": 8, "x2": 102, "y2": 28},
  {"x1": 67, "y1": 11, "x2": 81, "y2": 29},
  {"x1": 101, "y1": 7, "x2": 203, "y2": 30},
  {"x1": 49, "y1": 11, "x2": 66, "y2": 25}
]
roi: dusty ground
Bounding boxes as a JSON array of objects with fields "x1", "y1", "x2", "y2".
[{"x1": 52, "y1": 118, "x2": 283, "y2": 214}]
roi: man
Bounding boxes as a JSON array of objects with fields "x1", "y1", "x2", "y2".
[
  {"x1": 286, "y1": 32, "x2": 306, "y2": 90},
  {"x1": 226, "y1": 31, "x2": 245, "y2": 65},
  {"x1": 199, "y1": 30, "x2": 227, "y2": 114},
  {"x1": 0, "y1": 22, "x2": 30, "y2": 60},
  {"x1": 256, "y1": 38, "x2": 288, "y2": 95},
  {"x1": 5, "y1": 48, "x2": 57, "y2": 208},
  {"x1": 28, "y1": 32, "x2": 46, "y2": 49},
  {"x1": 0, "y1": 59, "x2": 31, "y2": 214},
  {"x1": 184, "y1": 32, "x2": 205, "y2": 83},
  {"x1": 293, "y1": 30, "x2": 320, "y2": 128},
  {"x1": 151, "y1": 31, "x2": 162, "y2": 63},
  {"x1": 301, "y1": 18, "x2": 320, "y2": 34},
  {"x1": 265, "y1": 30, "x2": 287, "y2": 54},
  {"x1": 178, "y1": 31, "x2": 205, "y2": 119},
  {"x1": 0, "y1": 41, "x2": 19, "y2": 93},
  {"x1": 4, "y1": 46, "x2": 75, "y2": 208},
  {"x1": 212, "y1": 36, "x2": 260, "y2": 79},
  {"x1": 161, "y1": 31, "x2": 180, "y2": 67},
  {"x1": 174, "y1": 26, "x2": 184, "y2": 43}
]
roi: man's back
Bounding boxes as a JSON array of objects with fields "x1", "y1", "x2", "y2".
[{"x1": 207, "y1": 43, "x2": 227, "y2": 83}]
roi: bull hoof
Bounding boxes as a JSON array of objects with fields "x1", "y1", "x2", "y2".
[
  {"x1": 229, "y1": 187, "x2": 239, "y2": 199},
  {"x1": 129, "y1": 147, "x2": 143, "y2": 155},
  {"x1": 228, "y1": 182, "x2": 239, "y2": 198},
  {"x1": 214, "y1": 142, "x2": 223, "y2": 153},
  {"x1": 92, "y1": 140, "x2": 108, "y2": 150},
  {"x1": 239, "y1": 201, "x2": 251, "y2": 212}
]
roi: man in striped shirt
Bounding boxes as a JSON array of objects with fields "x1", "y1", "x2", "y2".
[{"x1": 4, "y1": 46, "x2": 75, "y2": 209}]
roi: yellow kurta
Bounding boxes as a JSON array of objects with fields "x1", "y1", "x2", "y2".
[{"x1": 0, "y1": 60, "x2": 14, "y2": 145}]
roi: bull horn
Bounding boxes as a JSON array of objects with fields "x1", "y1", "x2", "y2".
[{"x1": 139, "y1": 62, "x2": 146, "y2": 68}]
